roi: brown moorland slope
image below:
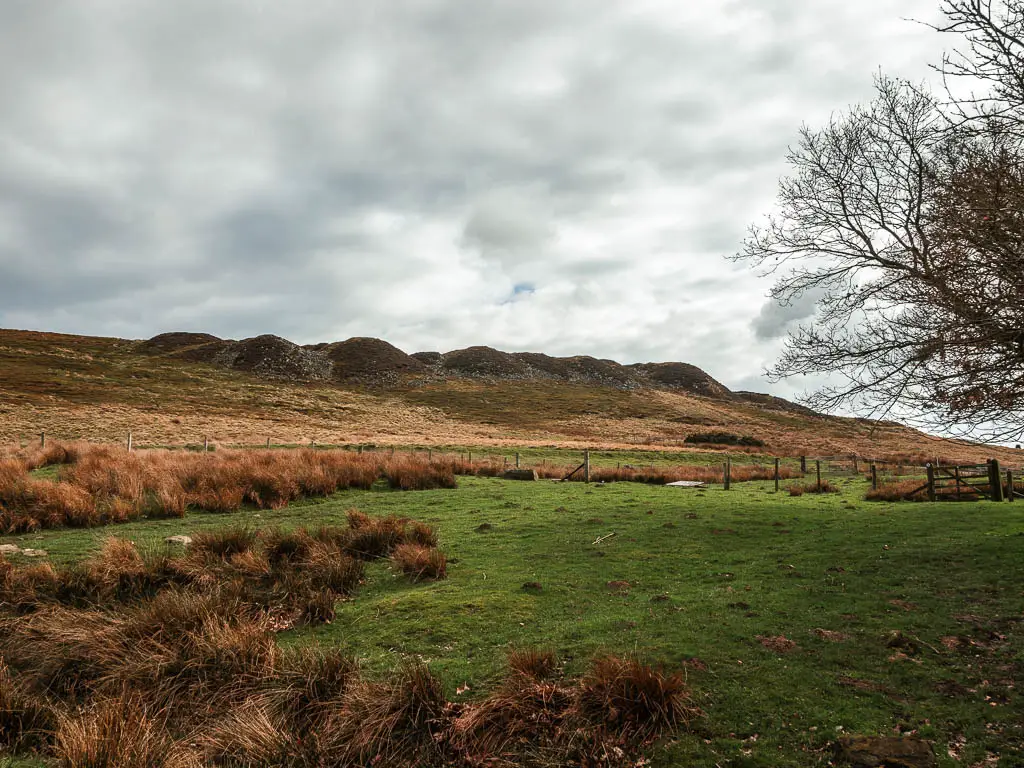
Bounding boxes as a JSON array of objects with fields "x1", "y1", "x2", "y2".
[{"x1": 0, "y1": 328, "x2": 1018, "y2": 463}]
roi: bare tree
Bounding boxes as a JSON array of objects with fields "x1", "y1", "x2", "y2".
[
  {"x1": 737, "y1": 70, "x2": 1024, "y2": 441},
  {"x1": 934, "y1": 0, "x2": 1024, "y2": 135}
]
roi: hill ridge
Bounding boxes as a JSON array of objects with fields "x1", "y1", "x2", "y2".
[{"x1": 140, "y1": 331, "x2": 740, "y2": 400}]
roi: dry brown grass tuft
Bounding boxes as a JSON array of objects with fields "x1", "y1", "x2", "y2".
[
  {"x1": 345, "y1": 515, "x2": 406, "y2": 560},
  {"x1": 392, "y1": 544, "x2": 448, "y2": 582},
  {"x1": 507, "y1": 647, "x2": 559, "y2": 680},
  {"x1": 451, "y1": 671, "x2": 574, "y2": 758},
  {"x1": 384, "y1": 456, "x2": 457, "y2": 491},
  {"x1": 576, "y1": 655, "x2": 698, "y2": 742},
  {"x1": 53, "y1": 693, "x2": 193, "y2": 768},
  {"x1": 0, "y1": 658, "x2": 54, "y2": 751},
  {"x1": 196, "y1": 696, "x2": 294, "y2": 766},
  {"x1": 346, "y1": 507, "x2": 372, "y2": 529},
  {"x1": 405, "y1": 521, "x2": 439, "y2": 548},
  {"x1": 190, "y1": 526, "x2": 259, "y2": 561},
  {"x1": 865, "y1": 480, "x2": 930, "y2": 502},
  {"x1": 327, "y1": 661, "x2": 449, "y2": 766}
]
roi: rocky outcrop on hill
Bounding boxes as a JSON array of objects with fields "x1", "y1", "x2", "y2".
[
  {"x1": 140, "y1": 332, "x2": 735, "y2": 398},
  {"x1": 137, "y1": 332, "x2": 222, "y2": 355},
  {"x1": 322, "y1": 338, "x2": 425, "y2": 382},
  {"x1": 159, "y1": 334, "x2": 332, "y2": 382},
  {"x1": 627, "y1": 362, "x2": 731, "y2": 398}
]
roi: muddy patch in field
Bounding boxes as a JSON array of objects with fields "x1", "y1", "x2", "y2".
[{"x1": 757, "y1": 635, "x2": 797, "y2": 653}]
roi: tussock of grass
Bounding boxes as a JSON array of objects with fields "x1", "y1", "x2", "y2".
[
  {"x1": 507, "y1": 647, "x2": 558, "y2": 680},
  {"x1": 0, "y1": 659, "x2": 54, "y2": 751},
  {"x1": 577, "y1": 655, "x2": 698, "y2": 742},
  {"x1": 326, "y1": 661, "x2": 449, "y2": 766},
  {"x1": 787, "y1": 480, "x2": 839, "y2": 495},
  {"x1": 392, "y1": 543, "x2": 448, "y2": 582}
]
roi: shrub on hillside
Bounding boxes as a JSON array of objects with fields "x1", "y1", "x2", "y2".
[{"x1": 684, "y1": 432, "x2": 765, "y2": 447}]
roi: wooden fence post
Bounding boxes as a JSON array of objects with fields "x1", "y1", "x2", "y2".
[
  {"x1": 40, "y1": 431, "x2": 45, "y2": 448},
  {"x1": 852, "y1": 456, "x2": 859, "y2": 473},
  {"x1": 800, "y1": 455, "x2": 806, "y2": 473},
  {"x1": 266, "y1": 437, "x2": 271, "y2": 448},
  {"x1": 127, "y1": 432, "x2": 133, "y2": 453},
  {"x1": 954, "y1": 466, "x2": 962, "y2": 501},
  {"x1": 204, "y1": 436, "x2": 209, "y2": 452},
  {"x1": 468, "y1": 451, "x2": 472, "y2": 463},
  {"x1": 428, "y1": 448, "x2": 432, "y2": 461},
  {"x1": 816, "y1": 460, "x2": 821, "y2": 492},
  {"x1": 1007, "y1": 469, "x2": 1014, "y2": 502},
  {"x1": 990, "y1": 459, "x2": 1005, "y2": 502},
  {"x1": 724, "y1": 457, "x2": 731, "y2": 490},
  {"x1": 584, "y1": 450, "x2": 590, "y2": 483},
  {"x1": 926, "y1": 463, "x2": 936, "y2": 502},
  {"x1": 774, "y1": 457, "x2": 780, "y2": 492},
  {"x1": 870, "y1": 464, "x2": 878, "y2": 491},
  {"x1": 515, "y1": 452, "x2": 520, "y2": 469}
]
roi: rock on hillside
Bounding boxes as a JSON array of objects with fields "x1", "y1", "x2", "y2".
[
  {"x1": 228, "y1": 335, "x2": 332, "y2": 380},
  {"x1": 137, "y1": 332, "x2": 222, "y2": 355},
  {"x1": 437, "y1": 347, "x2": 534, "y2": 378},
  {"x1": 157, "y1": 334, "x2": 332, "y2": 381},
  {"x1": 627, "y1": 362, "x2": 731, "y2": 398},
  {"x1": 512, "y1": 352, "x2": 639, "y2": 388},
  {"x1": 320, "y1": 337, "x2": 425, "y2": 381}
]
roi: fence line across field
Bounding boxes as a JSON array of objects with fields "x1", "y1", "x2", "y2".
[{"x1": 17, "y1": 432, "x2": 1024, "y2": 501}]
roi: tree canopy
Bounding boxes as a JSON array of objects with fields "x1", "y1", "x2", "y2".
[{"x1": 738, "y1": 0, "x2": 1024, "y2": 442}]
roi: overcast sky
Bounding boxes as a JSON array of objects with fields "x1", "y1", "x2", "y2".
[{"x1": 0, "y1": 1, "x2": 956, "y2": 397}]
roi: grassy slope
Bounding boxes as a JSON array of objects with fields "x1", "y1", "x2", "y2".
[
  {"x1": 1, "y1": 328, "x2": 1019, "y2": 465},
  {"x1": 7, "y1": 472, "x2": 1022, "y2": 766}
]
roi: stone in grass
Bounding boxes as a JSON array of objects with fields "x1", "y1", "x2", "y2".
[
  {"x1": 474, "y1": 523, "x2": 494, "y2": 533},
  {"x1": 165, "y1": 535, "x2": 193, "y2": 546},
  {"x1": 0, "y1": 544, "x2": 19, "y2": 555},
  {"x1": 521, "y1": 582, "x2": 543, "y2": 593},
  {"x1": 834, "y1": 735, "x2": 936, "y2": 768},
  {"x1": 20, "y1": 549, "x2": 47, "y2": 557},
  {"x1": 503, "y1": 469, "x2": 538, "y2": 481}
]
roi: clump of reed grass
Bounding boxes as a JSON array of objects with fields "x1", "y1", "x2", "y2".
[
  {"x1": 576, "y1": 654, "x2": 698, "y2": 742},
  {"x1": 391, "y1": 544, "x2": 448, "y2": 582}
]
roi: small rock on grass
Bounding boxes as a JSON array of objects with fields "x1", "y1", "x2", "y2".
[
  {"x1": 165, "y1": 535, "x2": 193, "y2": 546},
  {"x1": 20, "y1": 549, "x2": 47, "y2": 557},
  {"x1": 521, "y1": 581, "x2": 543, "y2": 593},
  {"x1": 474, "y1": 523, "x2": 494, "y2": 533},
  {"x1": 834, "y1": 735, "x2": 936, "y2": 768},
  {"x1": 0, "y1": 544, "x2": 20, "y2": 555}
]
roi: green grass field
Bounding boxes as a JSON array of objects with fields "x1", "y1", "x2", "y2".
[{"x1": 3, "y1": 472, "x2": 1023, "y2": 766}]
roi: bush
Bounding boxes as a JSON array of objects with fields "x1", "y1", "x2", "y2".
[{"x1": 684, "y1": 432, "x2": 765, "y2": 447}]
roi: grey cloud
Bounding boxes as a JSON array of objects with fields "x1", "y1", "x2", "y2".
[
  {"x1": 0, "y1": 0, "x2": 950, "y2": 392},
  {"x1": 751, "y1": 288, "x2": 826, "y2": 341}
]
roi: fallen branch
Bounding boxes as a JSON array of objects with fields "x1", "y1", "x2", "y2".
[{"x1": 592, "y1": 532, "x2": 616, "y2": 545}]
